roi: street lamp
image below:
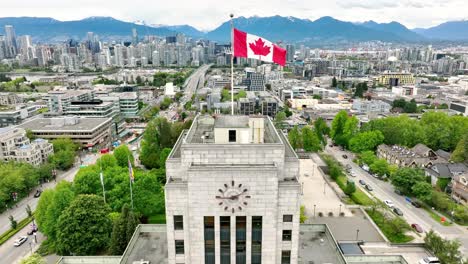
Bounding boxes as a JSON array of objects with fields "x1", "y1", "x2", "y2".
[
  {"x1": 339, "y1": 204, "x2": 342, "y2": 215},
  {"x1": 356, "y1": 229, "x2": 360, "y2": 240},
  {"x1": 323, "y1": 182, "x2": 326, "y2": 195},
  {"x1": 301, "y1": 182, "x2": 304, "y2": 195},
  {"x1": 313, "y1": 204, "x2": 316, "y2": 217}
]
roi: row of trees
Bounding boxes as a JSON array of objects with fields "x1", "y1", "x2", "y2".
[
  {"x1": 424, "y1": 230, "x2": 467, "y2": 264},
  {"x1": 287, "y1": 118, "x2": 329, "y2": 152},
  {"x1": 331, "y1": 110, "x2": 468, "y2": 156},
  {"x1": 153, "y1": 70, "x2": 192, "y2": 87},
  {"x1": 36, "y1": 145, "x2": 166, "y2": 255},
  {"x1": 392, "y1": 98, "x2": 418, "y2": 113},
  {"x1": 140, "y1": 117, "x2": 192, "y2": 169}
]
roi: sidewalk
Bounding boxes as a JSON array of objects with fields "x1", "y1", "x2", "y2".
[{"x1": 0, "y1": 153, "x2": 98, "y2": 235}]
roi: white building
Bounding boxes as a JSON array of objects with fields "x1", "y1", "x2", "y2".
[
  {"x1": 165, "y1": 82, "x2": 176, "y2": 96},
  {"x1": 165, "y1": 115, "x2": 300, "y2": 264},
  {"x1": 0, "y1": 127, "x2": 53, "y2": 166}
]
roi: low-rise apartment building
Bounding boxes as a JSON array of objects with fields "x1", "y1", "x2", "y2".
[{"x1": 0, "y1": 127, "x2": 53, "y2": 166}]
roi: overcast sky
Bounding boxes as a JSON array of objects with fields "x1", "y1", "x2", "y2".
[{"x1": 2, "y1": 0, "x2": 467, "y2": 30}]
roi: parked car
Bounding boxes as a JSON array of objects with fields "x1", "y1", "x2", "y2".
[
  {"x1": 33, "y1": 190, "x2": 42, "y2": 198},
  {"x1": 359, "y1": 179, "x2": 366, "y2": 186},
  {"x1": 342, "y1": 154, "x2": 348, "y2": 159},
  {"x1": 350, "y1": 171, "x2": 357, "y2": 177},
  {"x1": 411, "y1": 201, "x2": 422, "y2": 208},
  {"x1": 419, "y1": 257, "x2": 440, "y2": 264},
  {"x1": 345, "y1": 164, "x2": 352, "y2": 172},
  {"x1": 384, "y1": 200, "x2": 395, "y2": 208},
  {"x1": 13, "y1": 236, "x2": 28, "y2": 247},
  {"x1": 393, "y1": 207, "x2": 404, "y2": 216},
  {"x1": 411, "y1": 223, "x2": 424, "y2": 233},
  {"x1": 365, "y1": 184, "x2": 373, "y2": 191},
  {"x1": 394, "y1": 189, "x2": 403, "y2": 195}
]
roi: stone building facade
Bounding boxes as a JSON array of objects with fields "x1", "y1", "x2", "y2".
[{"x1": 165, "y1": 115, "x2": 301, "y2": 264}]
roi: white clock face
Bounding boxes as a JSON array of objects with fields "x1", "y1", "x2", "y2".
[{"x1": 216, "y1": 180, "x2": 250, "y2": 213}]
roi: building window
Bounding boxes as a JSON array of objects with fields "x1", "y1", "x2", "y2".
[
  {"x1": 281, "y1": 250, "x2": 291, "y2": 264},
  {"x1": 236, "y1": 216, "x2": 246, "y2": 264},
  {"x1": 204, "y1": 216, "x2": 215, "y2": 264},
  {"x1": 174, "y1": 215, "x2": 183, "y2": 230},
  {"x1": 175, "y1": 240, "x2": 184, "y2": 254},
  {"x1": 251, "y1": 216, "x2": 262, "y2": 264},
  {"x1": 228, "y1": 130, "x2": 236, "y2": 142},
  {"x1": 220, "y1": 216, "x2": 231, "y2": 264},
  {"x1": 282, "y1": 230, "x2": 292, "y2": 241},
  {"x1": 283, "y1": 215, "x2": 293, "y2": 222}
]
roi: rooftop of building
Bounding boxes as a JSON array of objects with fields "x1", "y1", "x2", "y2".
[{"x1": 18, "y1": 116, "x2": 112, "y2": 132}]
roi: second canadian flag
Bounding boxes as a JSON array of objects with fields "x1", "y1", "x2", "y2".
[{"x1": 233, "y1": 28, "x2": 287, "y2": 66}]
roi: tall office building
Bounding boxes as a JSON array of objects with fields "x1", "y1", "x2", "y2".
[
  {"x1": 132, "y1": 28, "x2": 138, "y2": 45},
  {"x1": 4, "y1": 25, "x2": 17, "y2": 58},
  {"x1": 0, "y1": 36, "x2": 6, "y2": 60},
  {"x1": 165, "y1": 115, "x2": 300, "y2": 264},
  {"x1": 286, "y1": 44, "x2": 295, "y2": 63},
  {"x1": 176, "y1": 33, "x2": 185, "y2": 44},
  {"x1": 245, "y1": 70, "x2": 266, "y2": 91}
]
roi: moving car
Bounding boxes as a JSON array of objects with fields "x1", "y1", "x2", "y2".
[
  {"x1": 365, "y1": 184, "x2": 373, "y2": 191},
  {"x1": 345, "y1": 164, "x2": 352, "y2": 172},
  {"x1": 384, "y1": 200, "x2": 395, "y2": 208},
  {"x1": 393, "y1": 207, "x2": 404, "y2": 216},
  {"x1": 411, "y1": 200, "x2": 422, "y2": 208},
  {"x1": 394, "y1": 189, "x2": 403, "y2": 195},
  {"x1": 34, "y1": 190, "x2": 42, "y2": 198},
  {"x1": 342, "y1": 154, "x2": 348, "y2": 159},
  {"x1": 350, "y1": 171, "x2": 357, "y2": 177},
  {"x1": 411, "y1": 223, "x2": 423, "y2": 233},
  {"x1": 419, "y1": 257, "x2": 440, "y2": 264},
  {"x1": 359, "y1": 179, "x2": 366, "y2": 186},
  {"x1": 13, "y1": 236, "x2": 28, "y2": 247}
]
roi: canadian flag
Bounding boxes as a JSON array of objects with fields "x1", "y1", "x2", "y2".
[{"x1": 233, "y1": 28, "x2": 286, "y2": 66}]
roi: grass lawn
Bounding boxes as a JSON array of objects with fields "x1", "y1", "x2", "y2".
[
  {"x1": 148, "y1": 214, "x2": 166, "y2": 224},
  {"x1": 0, "y1": 216, "x2": 33, "y2": 245},
  {"x1": 422, "y1": 206, "x2": 452, "y2": 226},
  {"x1": 336, "y1": 175, "x2": 374, "y2": 206},
  {"x1": 365, "y1": 209, "x2": 414, "y2": 243}
]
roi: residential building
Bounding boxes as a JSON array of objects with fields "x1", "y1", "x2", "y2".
[
  {"x1": 0, "y1": 104, "x2": 38, "y2": 127},
  {"x1": 165, "y1": 115, "x2": 301, "y2": 264},
  {"x1": 261, "y1": 97, "x2": 279, "y2": 117},
  {"x1": 449, "y1": 101, "x2": 468, "y2": 116},
  {"x1": 451, "y1": 173, "x2": 468, "y2": 205},
  {"x1": 351, "y1": 99, "x2": 391, "y2": 114},
  {"x1": 376, "y1": 72, "x2": 415, "y2": 86},
  {"x1": 63, "y1": 100, "x2": 119, "y2": 119},
  {"x1": 100, "y1": 92, "x2": 139, "y2": 118},
  {"x1": 0, "y1": 127, "x2": 53, "y2": 166},
  {"x1": 376, "y1": 144, "x2": 446, "y2": 168},
  {"x1": 289, "y1": 98, "x2": 319, "y2": 110},
  {"x1": 391, "y1": 86, "x2": 418, "y2": 96},
  {"x1": 425, "y1": 163, "x2": 467, "y2": 187},
  {"x1": 18, "y1": 116, "x2": 112, "y2": 148},
  {"x1": 245, "y1": 71, "x2": 265, "y2": 91},
  {"x1": 44, "y1": 90, "x2": 94, "y2": 113},
  {"x1": 0, "y1": 92, "x2": 22, "y2": 105},
  {"x1": 238, "y1": 98, "x2": 255, "y2": 116}
]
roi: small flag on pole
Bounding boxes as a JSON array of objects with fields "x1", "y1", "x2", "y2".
[{"x1": 128, "y1": 158, "x2": 134, "y2": 183}]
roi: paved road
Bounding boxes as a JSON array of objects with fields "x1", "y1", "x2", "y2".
[
  {"x1": 0, "y1": 153, "x2": 98, "y2": 263},
  {"x1": 180, "y1": 64, "x2": 211, "y2": 106},
  {"x1": 325, "y1": 145, "x2": 468, "y2": 255}
]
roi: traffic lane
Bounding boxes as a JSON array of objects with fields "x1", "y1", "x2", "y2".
[
  {"x1": 326, "y1": 146, "x2": 439, "y2": 233},
  {"x1": 0, "y1": 227, "x2": 45, "y2": 263}
]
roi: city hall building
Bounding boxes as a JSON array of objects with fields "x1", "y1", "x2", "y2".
[{"x1": 165, "y1": 115, "x2": 301, "y2": 264}]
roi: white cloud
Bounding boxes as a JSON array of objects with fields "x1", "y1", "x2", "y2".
[{"x1": 0, "y1": 0, "x2": 467, "y2": 30}]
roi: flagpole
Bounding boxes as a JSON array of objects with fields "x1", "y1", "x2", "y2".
[
  {"x1": 230, "y1": 13, "x2": 234, "y2": 116},
  {"x1": 127, "y1": 155, "x2": 134, "y2": 209},
  {"x1": 100, "y1": 161, "x2": 106, "y2": 204}
]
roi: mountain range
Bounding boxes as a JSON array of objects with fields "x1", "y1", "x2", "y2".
[{"x1": 0, "y1": 16, "x2": 468, "y2": 44}]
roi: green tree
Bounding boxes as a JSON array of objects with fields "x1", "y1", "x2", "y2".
[
  {"x1": 344, "y1": 181, "x2": 356, "y2": 195},
  {"x1": 56, "y1": 195, "x2": 112, "y2": 255},
  {"x1": 386, "y1": 217, "x2": 410, "y2": 237},
  {"x1": 302, "y1": 126, "x2": 322, "y2": 152},
  {"x1": 43, "y1": 181, "x2": 75, "y2": 242},
  {"x1": 342, "y1": 116, "x2": 359, "y2": 148},
  {"x1": 359, "y1": 151, "x2": 377, "y2": 166},
  {"x1": 274, "y1": 111, "x2": 287, "y2": 129},
  {"x1": 288, "y1": 126, "x2": 302, "y2": 150},
  {"x1": 159, "y1": 148, "x2": 172, "y2": 169},
  {"x1": 9, "y1": 215, "x2": 17, "y2": 229},
  {"x1": 25, "y1": 204, "x2": 32, "y2": 218},
  {"x1": 109, "y1": 204, "x2": 139, "y2": 255},
  {"x1": 330, "y1": 110, "x2": 348, "y2": 146},
  {"x1": 134, "y1": 171, "x2": 165, "y2": 216},
  {"x1": 283, "y1": 106, "x2": 293, "y2": 117},
  {"x1": 20, "y1": 253, "x2": 46, "y2": 264},
  {"x1": 25, "y1": 129, "x2": 36, "y2": 140},
  {"x1": 349, "y1": 130, "x2": 384, "y2": 153},
  {"x1": 391, "y1": 168, "x2": 425, "y2": 195},
  {"x1": 73, "y1": 166, "x2": 101, "y2": 195},
  {"x1": 332, "y1": 77, "x2": 337, "y2": 87},
  {"x1": 113, "y1": 145, "x2": 134, "y2": 168},
  {"x1": 451, "y1": 133, "x2": 468, "y2": 162},
  {"x1": 412, "y1": 182, "x2": 433, "y2": 202},
  {"x1": 424, "y1": 230, "x2": 467, "y2": 264},
  {"x1": 314, "y1": 118, "x2": 330, "y2": 144},
  {"x1": 369, "y1": 159, "x2": 389, "y2": 176},
  {"x1": 96, "y1": 154, "x2": 118, "y2": 170},
  {"x1": 354, "y1": 83, "x2": 364, "y2": 98}
]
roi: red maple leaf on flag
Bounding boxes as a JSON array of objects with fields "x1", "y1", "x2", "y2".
[{"x1": 249, "y1": 38, "x2": 271, "y2": 56}]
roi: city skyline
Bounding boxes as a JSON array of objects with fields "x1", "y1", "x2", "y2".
[{"x1": 1, "y1": 0, "x2": 468, "y2": 30}]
